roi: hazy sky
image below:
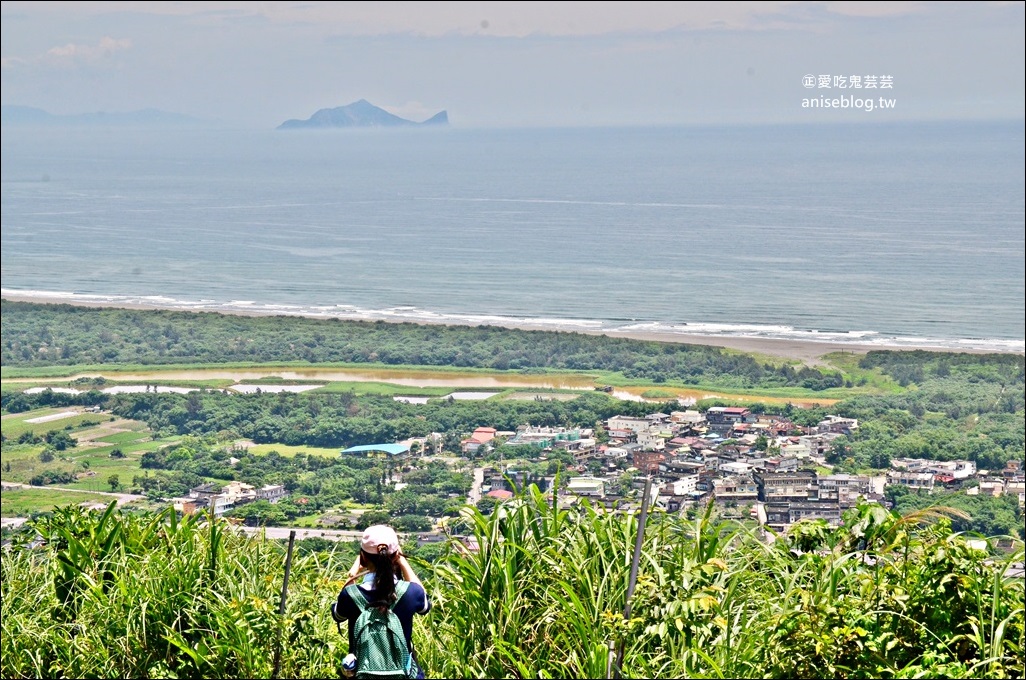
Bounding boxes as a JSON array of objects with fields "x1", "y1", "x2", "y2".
[{"x1": 1, "y1": 1, "x2": 1023, "y2": 128}]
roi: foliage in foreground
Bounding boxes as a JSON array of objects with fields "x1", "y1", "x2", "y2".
[
  {"x1": 2, "y1": 496, "x2": 1023, "y2": 679},
  {"x1": 426, "y1": 493, "x2": 1025, "y2": 679},
  {"x1": 1, "y1": 504, "x2": 347, "y2": 679}
]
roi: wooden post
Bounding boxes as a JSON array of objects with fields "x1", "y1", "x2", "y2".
[
  {"x1": 271, "y1": 530, "x2": 297, "y2": 680},
  {"x1": 614, "y1": 476, "x2": 652, "y2": 679}
]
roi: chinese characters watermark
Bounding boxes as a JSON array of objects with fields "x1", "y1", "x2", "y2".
[{"x1": 801, "y1": 74, "x2": 896, "y2": 111}]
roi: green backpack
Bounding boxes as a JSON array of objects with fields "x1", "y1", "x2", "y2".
[{"x1": 345, "y1": 580, "x2": 418, "y2": 679}]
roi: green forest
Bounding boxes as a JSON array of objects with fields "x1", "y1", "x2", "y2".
[{"x1": 2, "y1": 300, "x2": 852, "y2": 390}]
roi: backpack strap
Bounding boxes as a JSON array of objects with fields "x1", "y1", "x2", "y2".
[
  {"x1": 390, "y1": 581, "x2": 414, "y2": 677},
  {"x1": 345, "y1": 583, "x2": 369, "y2": 611},
  {"x1": 391, "y1": 580, "x2": 411, "y2": 610},
  {"x1": 345, "y1": 579, "x2": 411, "y2": 611}
]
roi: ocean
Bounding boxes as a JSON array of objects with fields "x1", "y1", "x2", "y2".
[{"x1": 2, "y1": 121, "x2": 1023, "y2": 353}]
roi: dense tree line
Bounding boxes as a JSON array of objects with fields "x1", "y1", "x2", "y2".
[
  {"x1": 2, "y1": 300, "x2": 846, "y2": 389},
  {"x1": 2, "y1": 388, "x2": 659, "y2": 449},
  {"x1": 826, "y1": 356, "x2": 1024, "y2": 470},
  {"x1": 885, "y1": 485, "x2": 1024, "y2": 539},
  {"x1": 860, "y1": 349, "x2": 1025, "y2": 389}
]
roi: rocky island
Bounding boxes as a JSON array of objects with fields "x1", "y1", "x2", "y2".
[{"x1": 277, "y1": 99, "x2": 448, "y2": 129}]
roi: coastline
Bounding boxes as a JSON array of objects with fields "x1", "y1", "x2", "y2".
[{"x1": 5, "y1": 292, "x2": 1019, "y2": 365}]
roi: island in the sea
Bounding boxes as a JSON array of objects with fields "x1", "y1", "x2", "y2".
[{"x1": 277, "y1": 99, "x2": 448, "y2": 129}]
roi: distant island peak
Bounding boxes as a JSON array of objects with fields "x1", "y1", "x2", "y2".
[{"x1": 277, "y1": 100, "x2": 448, "y2": 130}]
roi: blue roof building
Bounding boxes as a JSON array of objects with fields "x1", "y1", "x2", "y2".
[{"x1": 340, "y1": 443, "x2": 410, "y2": 457}]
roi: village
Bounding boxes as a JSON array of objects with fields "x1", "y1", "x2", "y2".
[
  {"x1": 464, "y1": 406, "x2": 1025, "y2": 532},
  {"x1": 176, "y1": 405, "x2": 1026, "y2": 537}
]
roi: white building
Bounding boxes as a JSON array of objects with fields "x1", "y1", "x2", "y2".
[
  {"x1": 968, "y1": 480, "x2": 1005, "y2": 498},
  {"x1": 780, "y1": 441, "x2": 811, "y2": 459},
  {"x1": 1005, "y1": 480, "x2": 1025, "y2": 507},
  {"x1": 720, "y1": 461, "x2": 754, "y2": 476},
  {"x1": 817, "y1": 415, "x2": 859, "y2": 434},
  {"x1": 671, "y1": 410, "x2": 705, "y2": 425},
  {"x1": 636, "y1": 430, "x2": 666, "y2": 451},
  {"x1": 930, "y1": 460, "x2": 977, "y2": 480},
  {"x1": 887, "y1": 470, "x2": 935, "y2": 491},
  {"x1": 667, "y1": 475, "x2": 699, "y2": 496},
  {"x1": 819, "y1": 474, "x2": 873, "y2": 506},
  {"x1": 567, "y1": 476, "x2": 606, "y2": 497},
  {"x1": 800, "y1": 432, "x2": 843, "y2": 456},
  {"x1": 607, "y1": 416, "x2": 653, "y2": 434},
  {"x1": 257, "y1": 484, "x2": 287, "y2": 503}
]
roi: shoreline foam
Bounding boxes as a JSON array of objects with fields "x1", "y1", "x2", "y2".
[{"x1": 2, "y1": 289, "x2": 1022, "y2": 364}]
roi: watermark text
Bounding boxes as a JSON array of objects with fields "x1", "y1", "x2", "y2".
[
  {"x1": 801, "y1": 95, "x2": 896, "y2": 112},
  {"x1": 801, "y1": 74, "x2": 896, "y2": 112}
]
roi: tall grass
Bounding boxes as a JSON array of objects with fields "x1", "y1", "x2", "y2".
[
  {"x1": 421, "y1": 493, "x2": 1025, "y2": 679},
  {"x1": 2, "y1": 496, "x2": 1023, "y2": 678},
  {"x1": 1, "y1": 503, "x2": 349, "y2": 679}
]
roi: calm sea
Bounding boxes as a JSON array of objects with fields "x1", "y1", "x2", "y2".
[{"x1": 2, "y1": 121, "x2": 1023, "y2": 352}]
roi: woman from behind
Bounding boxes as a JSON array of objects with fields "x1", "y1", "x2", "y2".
[{"x1": 331, "y1": 524, "x2": 430, "y2": 679}]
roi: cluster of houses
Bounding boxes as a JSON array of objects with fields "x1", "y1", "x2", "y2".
[
  {"x1": 177, "y1": 480, "x2": 288, "y2": 517},
  {"x1": 473, "y1": 408, "x2": 1026, "y2": 533},
  {"x1": 167, "y1": 406, "x2": 1024, "y2": 532},
  {"x1": 888, "y1": 457, "x2": 1025, "y2": 502}
]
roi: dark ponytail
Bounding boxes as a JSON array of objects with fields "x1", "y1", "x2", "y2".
[{"x1": 363, "y1": 549, "x2": 399, "y2": 609}]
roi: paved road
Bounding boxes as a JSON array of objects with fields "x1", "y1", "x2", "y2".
[
  {"x1": 2, "y1": 517, "x2": 443, "y2": 545},
  {"x1": 1, "y1": 517, "x2": 358, "y2": 538},
  {"x1": 467, "y1": 466, "x2": 485, "y2": 506},
  {"x1": 236, "y1": 525, "x2": 448, "y2": 545},
  {"x1": 236, "y1": 526, "x2": 365, "y2": 542}
]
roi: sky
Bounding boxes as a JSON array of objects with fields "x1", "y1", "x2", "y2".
[{"x1": 1, "y1": 1, "x2": 1023, "y2": 128}]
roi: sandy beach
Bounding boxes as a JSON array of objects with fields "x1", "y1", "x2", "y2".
[{"x1": 2, "y1": 293, "x2": 1017, "y2": 365}]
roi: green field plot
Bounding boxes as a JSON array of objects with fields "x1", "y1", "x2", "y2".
[
  {"x1": 92, "y1": 430, "x2": 152, "y2": 445},
  {"x1": 1, "y1": 427, "x2": 162, "y2": 488},
  {"x1": 0, "y1": 410, "x2": 111, "y2": 439},
  {"x1": 245, "y1": 443, "x2": 342, "y2": 458},
  {"x1": 314, "y1": 382, "x2": 454, "y2": 397},
  {"x1": 60, "y1": 440, "x2": 171, "y2": 491},
  {"x1": 641, "y1": 389, "x2": 677, "y2": 399},
  {"x1": 503, "y1": 392, "x2": 582, "y2": 401},
  {"x1": 119, "y1": 439, "x2": 165, "y2": 453},
  {"x1": 0, "y1": 446, "x2": 77, "y2": 485},
  {"x1": 63, "y1": 460, "x2": 145, "y2": 492},
  {"x1": 123, "y1": 440, "x2": 166, "y2": 453},
  {"x1": 1, "y1": 487, "x2": 120, "y2": 516},
  {"x1": 1, "y1": 414, "x2": 154, "y2": 460},
  {"x1": 0, "y1": 443, "x2": 48, "y2": 465},
  {"x1": 75, "y1": 422, "x2": 150, "y2": 444},
  {"x1": 71, "y1": 438, "x2": 166, "y2": 459}
]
